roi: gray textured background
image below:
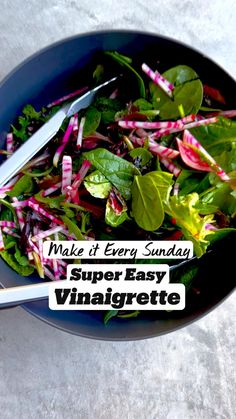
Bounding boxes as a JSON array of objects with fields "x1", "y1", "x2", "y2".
[{"x1": 0, "y1": 1, "x2": 235, "y2": 418}]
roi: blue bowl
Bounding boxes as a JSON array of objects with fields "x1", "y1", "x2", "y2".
[{"x1": 0, "y1": 30, "x2": 235, "y2": 340}]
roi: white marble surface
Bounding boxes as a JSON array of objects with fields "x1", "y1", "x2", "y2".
[{"x1": 0, "y1": 1, "x2": 235, "y2": 418}]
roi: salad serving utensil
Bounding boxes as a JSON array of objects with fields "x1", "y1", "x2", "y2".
[{"x1": 0, "y1": 75, "x2": 119, "y2": 188}]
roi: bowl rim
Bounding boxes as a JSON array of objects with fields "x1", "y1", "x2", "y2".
[{"x1": 0, "y1": 29, "x2": 235, "y2": 89}]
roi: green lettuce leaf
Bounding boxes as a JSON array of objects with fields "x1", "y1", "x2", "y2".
[
  {"x1": 105, "y1": 200, "x2": 129, "y2": 227},
  {"x1": 165, "y1": 193, "x2": 215, "y2": 257},
  {"x1": 150, "y1": 65, "x2": 203, "y2": 120},
  {"x1": 0, "y1": 251, "x2": 34, "y2": 276},
  {"x1": 84, "y1": 170, "x2": 112, "y2": 199}
]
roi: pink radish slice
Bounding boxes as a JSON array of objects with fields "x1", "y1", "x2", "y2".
[
  {"x1": 22, "y1": 152, "x2": 50, "y2": 171},
  {"x1": 0, "y1": 221, "x2": 16, "y2": 228},
  {"x1": 53, "y1": 116, "x2": 75, "y2": 167},
  {"x1": 71, "y1": 160, "x2": 91, "y2": 190},
  {"x1": 11, "y1": 199, "x2": 29, "y2": 208},
  {"x1": 207, "y1": 110, "x2": 236, "y2": 118},
  {"x1": 28, "y1": 236, "x2": 40, "y2": 255},
  {"x1": 0, "y1": 186, "x2": 13, "y2": 195},
  {"x1": 118, "y1": 119, "x2": 183, "y2": 129},
  {"x1": 183, "y1": 117, "x2": 217, "y2": 130},
  {"x1": 0, "y1": 227, "x2": 4, "y2": 250},
  {"x1": 77, "y1": 116, "x2": 86, "y2": 148},
  {"x1": 159, "y1": 157, "x2": 181, "y2": 177},
  {"x1": 150, "y1": 117, "x2": 217, "y2": 140},
  {"x1": 12, "y1": 198, "x2": 25, "y2": 230},
  {"x1": 130, "y1": 135, "x2": 179, "y2": 159},
  {"x1": 28, "y1": 199, "x2": 63, "y2": 225},
  {"x1": 31, "y1": 226, "x2": 64, "y2": 242},
  {"x1": 142, "y1": 63, "x2": 174, "y2": 97},
  {"x1": 42, "y1": 182, "x2": 62, "y2": 197},
  {"x1": 73, "y1": 113, "x2": 78, "y2": 132},
  {"x1": 173, "y1": 183, "x2": 180, "y2": 196},
  {"x1": 6, "y1": 133, "x2": 14, "y2": 157},
  {"x1": 182, "y1": 130, "x2": 230, "y2": 180},
  {"x1": 68, "y1": 160, "x2": 91, "y2": 204},
  {"x1": 61, "y1": 156, "x2": 72, "y2": 194},
  {"x1": 176, "y1": 138, "x2": 211, "y2": 172},
  {"x1": 2, "y1": 227, "x2": 20, "y2": 238},
  {"x1": 47, "y1": 86, "x2": 88, "y2": 108},
  {"x1": 44, "y1": 266, "x2": 57, "y2": 281}
]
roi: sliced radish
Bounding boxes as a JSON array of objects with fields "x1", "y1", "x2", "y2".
[
  {"x1": 6, "y1": 133, "x2": 14, "y2": 157},
  {"x1": 0, "y1": 227, "x2": 4, "y2": 250},
  {"x1": 2, "y1": 227, "x2": 20, "y2": 238},
  {"x1": 62, "y1": 155, "x2": 72, "y2": 194},
  {"x1": 177, "y1": 129, "x2": 230, "y2": 181},
  {"x1": 142, "y1": 63, "x2": 174, "y2": 97},
  {"x1": 53, "y1": 116, "x2": 75, "y2": 167},
  {"x1": 159, "y1": 157, "x2": 181, "y2": 177},
  {"x1": 77, "y1": 116, "x2": 86, "y2": 148},
  {"x1": 47, "y1": 86, "x2": 88, "y2": 108},
  {"x1": 28, "y1": 198, "x2": 63, "y2": 225}
]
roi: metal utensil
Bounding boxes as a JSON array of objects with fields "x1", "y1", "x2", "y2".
[{"x1": 0, "y1": 76, "x2": 119, "y2": 187}]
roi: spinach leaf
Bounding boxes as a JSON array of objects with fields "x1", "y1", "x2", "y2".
[
  {"x1": 0, "y1": 251, "x2": 34, "y2": 276},
  {"x1": 0, "y1": 199, "x2": 16, "y2": 219},
  {"x1": 105, "y1": 201, "x2": 129, "y2": 227},
  {"x1": 84, "y1": 170, "x2": 112, "y2": 199},
  {"x1": 0, "y1": 207, "x2": 14, "y2": 222},
  {"x1": 207, "y1": 228, "x2": 236, "y2": 244},
  {"x1": 178, "y1": 170, "x2": 211, "y2": 196},
  {"x1": 150, "y1": 65, "x2": 203, "y2": 120},
  {"x1": 133, "y1": 98, "x2": 153, "y2": 110},
  {"x1": 170, "y1": 263, "x2": 199, "y2": 290},
  {"x1": 131, "y1": 173, "x2": 166, "y2": 231},
  {"x1": 94, "y1": 97, "x2": 122, "y2": 124},
  {"x1": 105, "y1": 51, "x2": 145, "y2": 98},
  {"x1": 104, "y1": 310, "x2": 119, "y2": 325},
  {"x1": 7, "y1": 175, "x2": 34, "y2": 197},
  {"x1": 202, "y1": 183, "x2": 236, "y2": 216},
  {"x1": 190, "y1": 117, "x2": 236, "y2": 156},
  {"x1": 83, "y1": 107, "x2": 101, "y2": 136},
  {"x1": 84, "y1": 148, "x2": 140, "y2": 200}
]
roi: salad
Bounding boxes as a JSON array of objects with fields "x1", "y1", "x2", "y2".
[{"x1": 0, "y1": 51, "x2": 235, "y2": 322}]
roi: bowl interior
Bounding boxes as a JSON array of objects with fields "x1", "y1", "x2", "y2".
[{"x1": 0, "y1": 30, "x2": 235, "y2": 340}]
